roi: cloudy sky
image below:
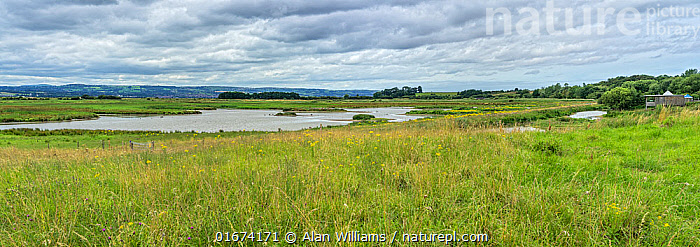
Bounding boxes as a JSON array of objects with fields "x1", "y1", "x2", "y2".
[{"x1": 0, "y1": 0, "x2": 698, "y2": 91}]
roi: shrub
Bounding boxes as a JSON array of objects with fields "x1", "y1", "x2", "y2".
[
  {"x1": 275, "y1": 112, "x2": 297, "y2": 117},
  {"x1": 97, "y1": 95, "x2": 122, "y2": 99},
  {"x1": 352, "y1": 114, "x2": 375, "y2": 120},
  {"x1": 598, "y1": 87, "x2": 641, "y2": 110}
]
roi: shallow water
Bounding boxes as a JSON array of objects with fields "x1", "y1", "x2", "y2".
[
  {"x1": 569, "y1": 111, "x2": 607, "y2": 120},
  {"x1": 0, "y1": 108, "x2": 423, "y2": 132}
]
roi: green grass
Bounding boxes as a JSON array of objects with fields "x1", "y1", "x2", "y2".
[
  {"x1": 0, "y1": 129, "x2": 268, "y2": 150},
  {"x1": 0, "y1": 105, "x2": 698, "y2": 246}
]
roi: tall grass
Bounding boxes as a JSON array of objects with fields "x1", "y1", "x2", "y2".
[{"x1": 0, "y1": 108, "x2": 698, "y2": 246}]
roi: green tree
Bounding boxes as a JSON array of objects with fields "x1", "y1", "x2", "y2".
[
  {"x1": 622, "y1": 80, "x2": 653, "y2": 94},
  {"x1": 682, "y1": 69, "x2": 698, "y2": 77},
  {"x1": 218, "y1": 92, "x2": 250, "y2": 99},
  {"x1": 669, "y1": 74, "x2": 700, "y2": 95},
  {"x1": 647, "y1": 82, "x2": 663, "y2": 95},
  {"x1": 373, "y1": 86, "x2": 422, "y2": 99},
  {"x1": 597, "y1": 87, "x2": 641, "y2": 110}
]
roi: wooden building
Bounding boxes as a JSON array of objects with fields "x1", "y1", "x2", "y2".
[{"x1": 644, "y1": 91, "x2": 690, "y2": 109}]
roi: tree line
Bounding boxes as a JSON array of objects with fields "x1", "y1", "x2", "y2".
[
  {"x1": 218, "y1": 91, "x2": 302, "y2": 99},
  {"x1": 372, "y1": 86, "x2": 423, "y2": 98},
  {"x1": 526, "y1": 69, "x2": 699, "y2": 100}
]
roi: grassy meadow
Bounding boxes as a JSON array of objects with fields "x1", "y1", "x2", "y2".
[{"x1": 0, "y1": 100, "x2": 699, "y2": 246}]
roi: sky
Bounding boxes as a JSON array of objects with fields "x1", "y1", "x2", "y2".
[{"x1": 0, "y1": 0, "x2": 698, "y2": 91}]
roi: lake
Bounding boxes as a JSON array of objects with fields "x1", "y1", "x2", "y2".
[{"x1": 0, "y1": 108, "x2": 423, "y2": 132}]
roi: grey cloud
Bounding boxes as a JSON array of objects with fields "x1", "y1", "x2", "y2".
[
  {"x1": 127, "y1": 0, "x2": 159, "y2": 5},
  {"x1": 475, "y1": 71, "x2": 498, "y2": 77},
  {"x1": 524, "y1": 70, "x2": 540, "y2": 75},
  {"x1": 254, "y1": 3, "x2": 490, "y2": 51},
  {"x1": 63, "y1": 0, "x2": 119, "y2": 5},
  {"x1": 210, "y1": 0, "x2": 425, "y2": 19},
  {"x1": 0, "y1": 0, "x2": 699, "y2": 90}
]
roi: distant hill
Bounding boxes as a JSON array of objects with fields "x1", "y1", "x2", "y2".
[{"x1": 0, "y1": 84, "x2": 376, "y2": 98}]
